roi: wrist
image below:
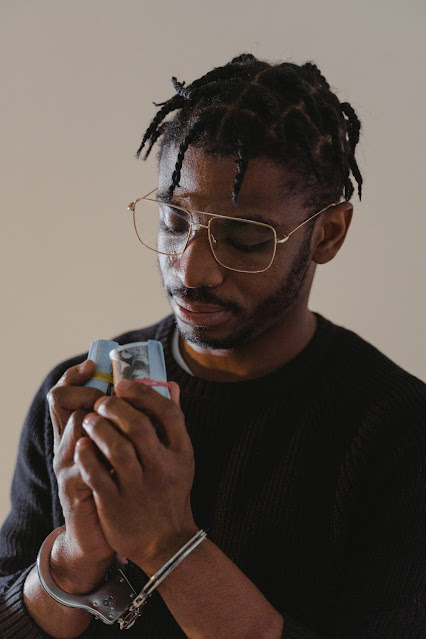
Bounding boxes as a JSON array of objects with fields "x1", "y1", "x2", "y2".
[
  {"x1": 135, "y1": 524, "x2": 201, "y2": 576},
  {"x1": 37, "y1": 527, "x2": 138, "y2": 628},
  {"x1": 50, "y1": 527, "x2": 113, "y2": 594},
  {"x1": 116, "y1": 529, "x2": 208, "y2": 629}
]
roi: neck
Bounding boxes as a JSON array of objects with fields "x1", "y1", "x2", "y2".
[{"x1": 179, "y1": 307, "x2": 317, "y2": 382}]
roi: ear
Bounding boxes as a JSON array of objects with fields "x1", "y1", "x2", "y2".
[{"x1": 312, "y1": 201, "x2": 353, "y2": 265}]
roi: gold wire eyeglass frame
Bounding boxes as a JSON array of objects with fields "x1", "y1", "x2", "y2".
[{"x1": 128, "y1": 188, "x2": 339, "y2": 274}]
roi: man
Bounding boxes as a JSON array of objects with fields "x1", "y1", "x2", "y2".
[{"x1": 0, "y1": 54, "x2": 424, "y2": 638}]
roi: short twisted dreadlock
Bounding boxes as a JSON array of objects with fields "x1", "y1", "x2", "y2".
[{"x1": 136, "y1": 54, "x2": 363, "y2": 210}]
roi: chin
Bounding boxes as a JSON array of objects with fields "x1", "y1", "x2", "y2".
[{"x1": 176, "y1": 318, "x2": 256, "y2": 351}]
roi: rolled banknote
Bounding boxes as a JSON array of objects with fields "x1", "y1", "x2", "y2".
[
  {"x1": 85, "y1": 339, "x2": 119, "y2": 394},
  {"x1": 109, "y1": 340, "x2": 170, "y2": 398}
]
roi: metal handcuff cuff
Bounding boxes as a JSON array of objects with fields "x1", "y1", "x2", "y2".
[{"x1": 37, "y1": 525, "x2": 207, "y2": 630}]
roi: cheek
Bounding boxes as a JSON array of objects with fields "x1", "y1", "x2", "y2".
[
  {"x1": 234, "y1": 273, "x2": 279, "y2": 307},
  {"x1": 158, "y1": 254, "x2": 175, "y2": 277},
  {"x1": 272, "y1": 236, "x2": 309, "y2": 275}
]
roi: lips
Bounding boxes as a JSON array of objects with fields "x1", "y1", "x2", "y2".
[{"x1": 173, "y1": 298, "x2": 233, "y2": 327}]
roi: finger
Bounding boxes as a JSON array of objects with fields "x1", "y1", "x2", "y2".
[
  {"x1": 82, "y1": 412, "x2": 146, "y2": 485},
  {"x1": 55, "y1": 359, "x2": 96, "y2": 389},
  {"x1": 48, "y1": 360, "x2": 103, "y2": 436},
  {"x1": 55, "y1": 461, "x2": 93, "y2": 518},
  {"x1": 48, "y1": 385, "x2": 104, "y2": 414},
  {"x1": 86, "y1": 397, "x2": 165, "y2": 462},
  {"x1": 106, "y1": 381, "x2": 188, "y2": 450},
  {"x1": 74, "y1": 437, "x2": 119, "y2": 499},
  {"x1": 53, "y1": 412, "x2": 95, "y2": 502},
  {"x1": 54, "y1": 409, "x2": 88, "y2": 462}
]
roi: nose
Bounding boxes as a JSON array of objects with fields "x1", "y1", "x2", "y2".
[{"x1": 175, "y1": 227, "x2": 225, "y2": 288}]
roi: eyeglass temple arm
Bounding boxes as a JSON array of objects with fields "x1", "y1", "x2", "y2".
[
  {"x1": 143, "y1": 188, "x2": 158, "y2": 198},
  {"x1": 276, "y1": 202, "x2": 339, "y2": 244}
]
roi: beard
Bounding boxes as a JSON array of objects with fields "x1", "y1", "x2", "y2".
[{"x1": 161, "y1": 230, "x2": 313, "y2": 351}]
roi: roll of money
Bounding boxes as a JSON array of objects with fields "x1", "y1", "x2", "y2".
[
  {"x1": 85, "y1": 339, "x2": 119, "y2": 394},
  {"x1": 109, "y1": 340, "x2": 170, "y2": 398}
]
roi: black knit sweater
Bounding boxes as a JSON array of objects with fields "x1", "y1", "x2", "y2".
[{"x1": 0, "y1": 314, "x2": 424, "y2": 638}]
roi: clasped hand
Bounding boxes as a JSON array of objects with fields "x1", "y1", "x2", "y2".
[
  {"x1": 48, "y1": 360, "x2": 197, "y2": 588},
  {"x1": 76, "y1": 375, "x2": 197, "y2": 571}
]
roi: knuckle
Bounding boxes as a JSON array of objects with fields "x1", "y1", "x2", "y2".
[
  {"x1": 127, "y1": 414, "x2": 148, "y2": 438},
  {"x1": 56, "y1": 468, "x2": 78, "y2": 497},
  {"x1": 47, "y1": 385, "x2": 62, "y2": 406},
  {"x1": 55, "y1": 362, "x2": 88, "y2": 389},
  {"x1": 56, "y1": 410, "x2": 86, "y2": 442},
  {"x1": 96, "y1": 396, "x2": 117, "y2": 413},
  {"x1": 58, "y1": 473, "x2": 73, "y2": 495},
  {"x1": 69, "y1": 409, "x2": 87, "y2": 428},
  {"x1": 57, "y1": 368, "x2": 73, "y2": 387},
  {"x1": 109, "y1": 439, "x2": 133, "y2": 466}
]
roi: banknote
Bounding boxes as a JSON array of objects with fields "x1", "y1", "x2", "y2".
[{"x1": 110, "y1": 341, "x2": 170, "y2": 398}]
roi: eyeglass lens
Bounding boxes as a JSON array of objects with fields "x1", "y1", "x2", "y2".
[{"x1": 133, "y1": 200, "x2": 276, "y2": 272}]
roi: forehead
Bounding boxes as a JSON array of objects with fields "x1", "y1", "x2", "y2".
[{"x1": 158, "y1": 145, "x2": 305, "y2": 218}]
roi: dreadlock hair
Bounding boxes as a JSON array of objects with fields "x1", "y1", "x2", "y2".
[{"x1": 136, "y1": 53, "x2": 363, "y2": 210}]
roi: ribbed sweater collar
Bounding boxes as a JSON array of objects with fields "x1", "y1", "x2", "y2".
[{"x1": 151, "y1": 313, "x2": 337, "y2": 406}]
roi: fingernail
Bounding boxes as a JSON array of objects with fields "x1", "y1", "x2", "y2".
[
  {"x1": 116, "y1": 379, "x2": 132, "y2": 392},
  {"x1": 94, "y1": 396, "x2": 107, "y2": 411}
]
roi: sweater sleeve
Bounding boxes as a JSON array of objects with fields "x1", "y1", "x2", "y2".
[{"x1": 0, "y1": 363, "x2": 96, "y2": 638}]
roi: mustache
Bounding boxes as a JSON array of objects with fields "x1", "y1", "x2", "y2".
[{"x1": 166, "y1": 285, "x2": 240, "y2": 312}]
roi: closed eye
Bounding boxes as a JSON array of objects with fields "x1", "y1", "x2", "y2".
[
  {"x1": 225, "y1": 236, "x2": 272, "y2": 253},
  {"x1": 159, "y1": 205, "x2": 189, "y2": 234}
]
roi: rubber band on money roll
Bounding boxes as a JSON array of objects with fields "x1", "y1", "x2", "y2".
[
  {"x1": 135, "y1": 378, "x2": 172, "y2": 393},
  {"x1": 92, "y1": 371, "x2": 114, "y2": 385},
  {"x1": 85, "y1": 339, "x2": 119, "y2": 394}
]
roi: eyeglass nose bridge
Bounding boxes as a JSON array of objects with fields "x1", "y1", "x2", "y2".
[
  {"x1": 185, "y1": 220, "x2": 219, "y2": 261},
  {"x1": 187, "y1": 220, "x2": 211, "y2": 244},
  {"x1": 191, "y1": 221, "x2": 209, "y2": 232}
]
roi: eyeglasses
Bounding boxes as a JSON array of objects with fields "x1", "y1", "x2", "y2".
[{"x1": 128, "y1": 188, "x2": 338, "y2": 274}]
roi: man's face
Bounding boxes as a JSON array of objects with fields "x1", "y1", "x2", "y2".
[{"x1": 157, "y1": 146, "x2": 318, "y2": 350}]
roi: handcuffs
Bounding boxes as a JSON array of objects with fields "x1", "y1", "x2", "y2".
[{"x1": 37, "y1": 525, "x2": 207, "y2": 630}]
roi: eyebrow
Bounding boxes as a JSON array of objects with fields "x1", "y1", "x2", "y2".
[{"x1": 155, "y1": 191, "x2": 277, "y2": 227}]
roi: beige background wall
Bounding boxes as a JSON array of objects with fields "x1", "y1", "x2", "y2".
[{"x1": 1, "y1": 0, "x2": 424, "y2": 523}]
